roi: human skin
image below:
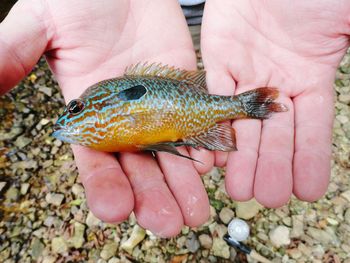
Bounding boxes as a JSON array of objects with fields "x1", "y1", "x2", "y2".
[
  {"x1": 1, "y1": 0, "x2": 349, "y2": 238},
  {"x1": 201, "y1": 0, "x2": 350, "y2": 207},
  {"x1": 0, "y1": 0, "x2": 214, "y2": 237}
]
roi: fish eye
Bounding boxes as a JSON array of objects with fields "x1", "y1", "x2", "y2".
[{"x1": 68, "y1": 99, "x2": 85, "y2": 115}]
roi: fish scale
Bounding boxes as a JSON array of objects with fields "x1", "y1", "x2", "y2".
[{"x1": 53, "y1": 63, "x2": 287, "y2": 160}]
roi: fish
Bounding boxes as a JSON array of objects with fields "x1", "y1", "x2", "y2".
[{"x1": 52, "y1": 62, "x2": 288, "y2": 161}]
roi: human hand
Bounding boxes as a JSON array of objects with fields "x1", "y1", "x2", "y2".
[
  {"x1": 0, "y1": 0, "x2": 213, "y2": 237},
  {"x1": 201, "y1": 0, "x2": 350, "y2": 207}
]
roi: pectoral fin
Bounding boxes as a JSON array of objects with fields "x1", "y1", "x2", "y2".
[
  {"x1": 140, "y1": 142, "x2": 201, "y2": 163},
  {"x1": 185, "y1": 124, "x2": 237, "y2": 151}
]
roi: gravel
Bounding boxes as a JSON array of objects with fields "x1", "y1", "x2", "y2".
[{"x1": 0, "y1": 48, "x2": 349, "y2": 262}]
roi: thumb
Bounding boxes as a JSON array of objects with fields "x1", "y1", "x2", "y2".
[{"x1": 0, "y1": 0, "x2": 51, "y2": 94}]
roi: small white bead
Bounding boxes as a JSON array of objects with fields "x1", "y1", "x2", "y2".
[{"x1": 228, "y1": 218, "x2": 250, "y2": 242}]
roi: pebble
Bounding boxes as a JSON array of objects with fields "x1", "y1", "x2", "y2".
[
  {"x1": 336, "y1": 115, "x2": 349, "y2": 124},
  {"x1": 39, "y1": 118, "x2": 51, "y2": 126},
  {"x1": 291, "y1": 214, "x2": 304, "y2": 238},
  {"x1": 211, "y1": 237, "x2": 230, "y2": 259},
  {"x1": 344, "y1": 208, "x2": 350, "y2": 224},
  {"x1": 86, "y1": 211, "x2": 102, "y2": 227},
  {"x1": 287, "y1": 248, "x2": 302, "y2": 259},
  {"x1": 68, "y1": 222, "x2": 86, "y2": 249},
  {"x1": 13, "y1": 160, "x2": 38, "y2": 170},
  {"x1": 30, "y1": 238, "x2": 44, "y2": 260},
  {"x1": 340, "y1": 190, "x2": 350, "y2": 202},
  {"x1": 0, "y1": 181, "x2": 6, "y2": 192},
  {"x1": 51, "y1": 237, "x2": 68, "y2": 254},
  {"x1": 236, "y1": 199, "x2": 263, "y2": 220},
  {"x1": 219, "y1": 207, "x2": 235, "y2": 224},
  {"x1": 326, "y1": 217, "x2": 339, "y2": 226},
  {"x1": 121, "y1": 225, "x2": 146, "y2": 254},
  {"x1": 20, "y1": 183, "x2": 30, "y2": 195},
  {"x1": 339, "y1": 94, "x2": 350, "y2": 104},
  {"x1": 198, "y1": 234, "x2": 213, "y2": 249},
  {"x1": 108, "y1": 258, "x2": 120, "y2": 263},
  {"x1": 14, "y1": 136, "x2": 32, "y2": 148},
  {"x1": 181, "y1": 226, "x2": 190, "y2": 235},
  {"x1": 43, "y1": 216, "x2": 55, "y2": 227},
  {"x1": 209, "y1": 223, "x2": 227, "y2": 238},
  {"x1": 72, "y1": 183, "x2": 85, "y2": 198},
  {"x1": 42, "y1": 256, "x2": 57, "y2": 263},
  {"x1": 39, "y1": 86, "x2": 53, "y2": 96},
  {"x1": 45, "y1": 193, "x2": 64, "y2": 206},
  {"x1": 269, "y1": 226, "x2": 291, "y2": 247},
  {"x1": 306, "y1": 227, "x2": 338, "y2": 245},
  {"x1": 185, "y1": 232, "x2": 200, "y2": 253},
  {"x1": 312, "y1": 244, "x2": 325, "y2": 259},
  {"x1": 100, "y1": 242, "x2": 118, "y2": 260},
  {"x1": 5, "y1": 187, "x2": 19, "y2": 201},
  {"x1": 176, "y1": 236, "x2": 187, "y2": 248}
]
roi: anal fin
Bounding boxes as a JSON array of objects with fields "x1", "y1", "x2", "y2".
[{"x1": 185, "y1": 124, "x2": 237, "y2": 152}]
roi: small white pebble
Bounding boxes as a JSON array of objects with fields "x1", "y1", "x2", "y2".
[{"x1": 228, "y1": 218, "x2": 250, "y2": 242}]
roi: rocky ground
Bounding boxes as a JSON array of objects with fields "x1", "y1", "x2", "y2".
[{"x1": 0, "y1": 51, "x2": 349, "y2": 263}]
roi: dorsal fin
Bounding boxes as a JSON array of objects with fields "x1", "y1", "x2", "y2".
[{"x1": 124, "y1": 62, "x2": 207, "y2": 91}]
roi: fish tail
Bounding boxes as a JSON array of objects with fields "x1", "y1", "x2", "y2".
[{"x1": 235, "y1": 87, "x2": 288, "y2": 119}]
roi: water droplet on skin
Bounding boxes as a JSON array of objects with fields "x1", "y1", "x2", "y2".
[
  {"x1": 158, "y1": 207, "x2": 173, "y2": 216},
  {"x1": 316, "y1": 95, "x2": 325, "y2": 104},
  {"x1": 185, "y1": 195, "x2": 199, "y2": 218}
]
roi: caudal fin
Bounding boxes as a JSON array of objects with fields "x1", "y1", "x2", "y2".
[{"x1": 236, "y1": 87, "x2": 288, "y2": 119}]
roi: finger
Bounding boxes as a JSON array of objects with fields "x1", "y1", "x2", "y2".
[
  {"x1": 157, "y1": 147, "x2": 210, "y2": 227},
  {"x1": 224, "y1": 80, "x2": 266, "y2": 201},
  {"x1": 0, "y1": 0, "x2": 50, "y2": 93},
  {"x1": 72, "y1": 145, "x2": 134, "y2": 223},
  {"x1": 189, "y1": 148, "x2": 214, "y2": 174},
  {"x1": 119, "y1": 152, "x2": 183, "y2": 237},
  {"x1": 204, "y1": 65, "x2": 237, "y2": 167},
  {"x1": 225, "y1": 119, "x2": 260, "y2": 201},
  {"x1": 293, "y1": 89, "x2": 333, "y2": 201},
  {"x1": 254, "y1": 95, "x2": 294, "y2": 208}
]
